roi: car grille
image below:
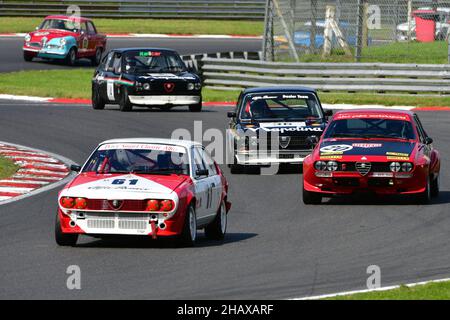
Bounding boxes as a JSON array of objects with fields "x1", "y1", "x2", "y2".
[
  {"x1": 87, "y1": 199, "x2": 147, "y2": 211},
  {"x1": 259, "y1": 135, "x2": 311, "y2": 151},
  {"x1": 339, "y1": 162, "x2": 391, "y2": 173},
  {"x1": 85, "y1": 212, "x2": 150, "y2": 230},
  {"x1": 355, "y1": 162, "x2": 372, "y2": 176}
]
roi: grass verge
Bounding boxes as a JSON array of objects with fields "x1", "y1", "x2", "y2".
[
  {"x1": 0, "y1": 156, "x2": 19, "y2": 180},
  {"x1": 0, "y1": 17, "x2": 263, "y2": 36},
  {"x1": 327, "y1": 281, "x2": 450, "y2": 300},
  {"x1": 0, "y1": 69, "x2": 449, "y2": 107}
]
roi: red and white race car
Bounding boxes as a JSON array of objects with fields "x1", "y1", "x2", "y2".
[
  {"x1": 303, "y1": 109, "x2": 440, "y2": 204},
  {"x1": 55, "y1": 138, "x2": 230, "y2": 246}
]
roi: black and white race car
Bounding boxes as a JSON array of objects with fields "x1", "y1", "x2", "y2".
[
  {"x1": 226, "y1": 86, "x2": 332, "y2": 173},
  {"x1": 91, "y1": 48, "x2": 202, "y2": 112}
]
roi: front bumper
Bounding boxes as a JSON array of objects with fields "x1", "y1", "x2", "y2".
[
  {"x1": 23, "y1": 45, "x2": 68, "y2": 59},
  {"x1": 235, "y1": 150, "x2": 311, "y2": 165},
  {"x1": 304, "y1": 170, "x2": 426, "y2": 195},
  {"x1": 128, "y1": 95, "x2": 201, "y2": 106}
]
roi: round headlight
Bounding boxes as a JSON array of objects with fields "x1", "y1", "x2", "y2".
[
  {"x1": 143, "y1": 83, "x2": 150, "y2": 90},
  {"x1": 401, "y1": 162, "x2": 413, "y2": 172},
  {"x1": 187, "y1": 83, "x2": 195, "y2": 90},
  {"x1": 24, "y1": 34, "x2": 31, "y2": 42},
  {"x1": 59, "y1": 38, "x2": 66, "y2": 46},
  {"x1": 314, "y1": 161, "x2": 327, "y2": 171},
  {"x1": 327, "y1": 161, "x2": 338, "y2": 171},
  {"x1": 194, "y1": 82, "x2": 202, "y2": 90},
  {"x1": 390, "y1": 162, "x2": 401, "y2": 172}
]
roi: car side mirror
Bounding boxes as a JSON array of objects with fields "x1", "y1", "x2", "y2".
[
  {"x1": 425, "y1": 137, "x2": 433, "y2": 145},
  {"x1": 35, "y1": 26, "x2": 39, "y2": 30},
  {"x1": 227, "y1": 111, "x2": 236, "y2": 118},
  {"x1": 306, "y1": 135, "x2": 319, "y2": 146},
  {"x1": 324, "y1": 109, "x2": 333, "y2": 117},
  {"x1": 70, "y1": 164, "x2": 81, "y2": 172},
  {"x1": 196, "y1": 169, "x2": 209, "y2": 177}
]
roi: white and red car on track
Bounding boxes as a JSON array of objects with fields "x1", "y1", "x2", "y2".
[{"x1": 55, "y1": 138, "x2": 231, "y2": 246}]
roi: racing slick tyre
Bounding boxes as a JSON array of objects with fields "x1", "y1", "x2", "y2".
[
  {"x1": 416, "y1": 176, "x2": 432, "y2": 204},
  {"x1": 178, "y1": 204, "x2": 197, "y2": 247},
  {"x1": 65, "y1": 47, "x2": 77, "y2": 66},
  {"x1": 205, "y1": 201, "x2": 227, "y2": 240},
  {"x1": 91, "y1": 47, "x2": 103, "y2": 66},
  {"x1": 119, "y1": 89, "x2": 133, "y2": 112},
  {"x1": 302, "y1": 183, "x2": 322, "y2": 205},
  {"x1": 23, "y1": 51, "x2": 34, "y2": 62},
  {"x1": 431, "y1": 174, "x2": 440, "y2": 198},
  {"x1": 229, "y1": 151, "x2": 244, "y2": 174},
  {"x1": 92, "y1": 85, "x2": 105, "y2": 110},
  {"x1": 189, "y1": 100, "x2": 202, "y2": 112},
  {"x1": 55, "y1": 212, "x2": 78, "y2": 246}
]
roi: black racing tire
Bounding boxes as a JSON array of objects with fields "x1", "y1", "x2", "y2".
[
  {"x1": 91, "y1": 47, "x2": 103, "y2": 66},
  {"x1": 205, "y1": 201, "x2": 227, "y2": 240},
  {"x1": 189, "y1": 100, "x2": 202, "y2": 112},
  {"x1": 23, "y1": 51, "x2": 34, "y2": 62},
  {"x1": 119, "y1": 89, "x2": 133, "y2": 112},
  {"x1": 302, "y1": 182, "x2": 322, "y2": 205},
  {"x1": 92, "y1": 84, "x2": 105, "y2": 110},
  {"x1": 178, "y1": 204, "x2": 197, "y2": 247},
  {"x1": 229, "y1": 150, "x2": 244, "y2": 174},
  {"x1": 65, "y1": 47, "x2": 77, "y2": 66},
  {"x1": 431, "y1": 174, "x2": 440, "y2": 198},
  {"x1": 55, "y1": 212, "x2": 78, "y2": 246},
  {"x1": 416, "y1": 175, "x2": 432, "y2": 204}
]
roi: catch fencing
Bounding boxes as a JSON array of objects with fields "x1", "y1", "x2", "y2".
[
  {"x1": 0, "y1": 0, "x2": 266, "y2": 20},
  {"x1": 202, "y1": 57, "x2": 450, "y2": 93}
]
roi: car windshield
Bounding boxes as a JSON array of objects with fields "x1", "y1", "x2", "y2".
[
  {"x1": 39, "y1": 19, "x2": 80, "y2": 32},
  {"x1": 324, "y1": 118, "x2": 416, "y2": 140},
  {"x1": 82, "y1": 143, "x2": 189, "y2": 175},
  {"x1": 122, "y1": 50, "x2": 186, "y2": 73},
  {"x1": 240, "y1": 93, "x2": 324, "y2": 121}
]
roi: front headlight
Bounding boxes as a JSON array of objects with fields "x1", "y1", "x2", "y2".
[
  {"x1": 390, "y1": 162, "x2": 401, "y2": 172},
  {"x1": 59, "y1": 38, "x2": 67, "y2": 46},
  {"x1": 314, "y1": 161, "x2": 327, "y2": 171},
  {"x1": 187, "y1": 83, "x2": 195, "y2": 90},
  {"x1": 194, "y1": 82, "x2": 202, "y2": 90},
  {"x1": 24, "y1": 34, "x2": 31, "y2": 42},
  {"x1": 143, "y1": 83, "x2": 150, "y2": 90},
  {"x1": 401, "y1": 162, "x2": 413, "y2": 172},
  {"x1": 326, "y1": 161, "x2": 338, "y2": 171}
]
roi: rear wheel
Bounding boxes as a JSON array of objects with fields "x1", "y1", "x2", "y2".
[
  {"x1": 92, "y1": 84, "x2": 105, "y2": 110},
  {"x1": 65, "y1": 47, "x2": 77, "y2": 66},
  {"x1": 55, "y1": 212, "x2": 78, "y2": 246},
  {"x1": 302, "y1": 182, "x2": 322, "y2": 205},
  {"x1": 178, "y1": 205, "x2": 197, "y2": 247},
  {"x1": 91, "y1": 47, "x2": 102, "y2": 66},
  {"x1": 189, "y1": 99, "x2": 202, "y2": 112},
  {"x1": 119, "y1": 89, "x2": 133, "y2": 112},
  {"x1": 23, "y1": 51, "x2": 33, "y2": 62},
  {"x1": 205, "y1": 201, "x2": 227, "y2": 240}
]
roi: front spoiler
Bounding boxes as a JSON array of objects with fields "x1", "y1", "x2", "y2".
[
  {"x1": 235, "y1": 152, "x2": 310, "y2": 165},
  {"x1": 128, "y1": 95, "x2": 200, "y2": 106}
]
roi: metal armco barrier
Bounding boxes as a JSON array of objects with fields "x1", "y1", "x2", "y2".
[
  {"x1": 202, "y1": 58, "x2": 450, "y2": 94},
  {"x1": 0, "y1": 0, "x2": 266, "y2": 20}
]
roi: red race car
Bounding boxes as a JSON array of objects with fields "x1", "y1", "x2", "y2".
[
  {"x1": 303, "y1": 109, "x2": 440, "y2": 204},
  {"x1": 55, "y1": 138, "x2": 231, "y2": 247},
  {"x1": 23, "y1": 15, "x2": 106, "y2": 66}
]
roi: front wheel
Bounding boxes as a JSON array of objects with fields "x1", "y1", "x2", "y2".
[
  {"x1": 119, "y1": 89, "x2": 133, "y2": 112},
  {"x1": 65, "y1": 47, "x2": 77, "y2": 66},
  {"x1": 205, "y1": 201, "x2": 227, "y2": 240},
  {"x1": 92, "y1": 84, "x2": 105, "y2": 110},
  {"x1": 23, "y1": 51, "x2": 34, "y2": 62},
  {"x1": 178, "y1": 205, "x2": 197, "y2": 247},
  {"x1": 431, "y1": 174, "x2": 440, "y2": 198},
  {"x1": 189, "y1": 100, "x2": 202, "y2": 112},
  {"x1": 416, "y1": 175, "x2": 432, "y2": 204},
  {"x1": 55, "y1": 212, "x2": 78, "y2": 246},
  {"x1": 91, "y1": 47, "x2": 103, "y2": 66},
  {"x1": 302, "y1": 183, "x2": 322, "y2": 205}
]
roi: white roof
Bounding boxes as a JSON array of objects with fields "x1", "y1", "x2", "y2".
[{"x1": 99, "y1": 138, "x2": 202, "y2": 149}]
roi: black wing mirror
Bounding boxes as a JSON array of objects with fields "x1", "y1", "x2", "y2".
[
  {"x1": 196, "y1": 169, "x2": 209, "y2": 176},
  {"x1": 324, "y1": 109, "x2": 333, "y2": 117},
  {"x1": 227, "y1": 111, "x2": 236, "y2": 118},
  {"x1": 70, "y1": 164, "x2": 81, "y2": 172},
  {"x1": 424, "y1": 137, "x2": 433, "y2": 145}
]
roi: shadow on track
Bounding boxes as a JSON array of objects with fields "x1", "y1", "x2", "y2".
[{"x1": 73, "y1": 232, "x2": 257, "y2": 249}]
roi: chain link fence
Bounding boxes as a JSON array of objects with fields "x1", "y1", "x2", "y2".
[{"x1": 263, "y1": 0, "x2": 450, "y2": 63}]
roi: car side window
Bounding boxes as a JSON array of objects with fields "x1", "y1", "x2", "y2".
[
  {"x1": 104, "y1": 52, "x2": 114, "y2": 71},
  {"x1": 80, "y1": 22, "x2": 87, "y2": 33},
  {"x1": 109, "y1": 53, "x2": 122, "y2": 73},
  {"x1": 200, "y1": 148, "x2": 218, "y2": 176},
  {"x1": 414, "y1": 115, "x2": 427, "y2": 143},
  {"x1": 192, "y1": 147, "x2": 207, "y2": 179},
  {"x1": 87, "y1": 22, "x2": 97, "y2": 34}
]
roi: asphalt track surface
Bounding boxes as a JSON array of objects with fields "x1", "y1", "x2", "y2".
[
  {"x1": 0, "y1": 37, "x2": 262, "y2": 72},
  {"x1": 0, "y1": 100, "x2": 449, "y2": 299}
]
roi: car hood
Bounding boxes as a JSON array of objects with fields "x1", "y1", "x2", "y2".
[
  {"x1": 61, "y1": 173, "x2": 189, "y2": 200},
  {"x1": 319, "y1": 139, "x2": 416, "y2": 158},
  {"x1": 29, "y1": 29, "x2": 77, "y2": 42}
]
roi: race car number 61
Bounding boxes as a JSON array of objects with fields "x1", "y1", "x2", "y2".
[{"x1": 112, "y1": 179, "x2": 138, "y2": 185}]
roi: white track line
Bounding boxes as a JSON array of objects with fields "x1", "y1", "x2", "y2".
[
  {"x1": 292, "y1": 277, "x2": 450, "y2": 300},
  {"x1": 0, "y1": 186, "x2": 35, "y2": 193}
]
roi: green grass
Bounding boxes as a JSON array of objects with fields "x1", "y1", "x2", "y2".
[
  {"x1": 0, "y1": 156, "x2": 19, "y2": 180},
  {"x1": 0, "y1": 69, "x2": 449, "y2": 107},
  {"x1": 0, "y1": 17, "x2": 263, "y2": 35},
  {"x1": 327, "y1": 281, "x2": 450, "y2": 300},
  {"x1": 297, "y1": 41, "x2": 449, "y2": 64}
]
